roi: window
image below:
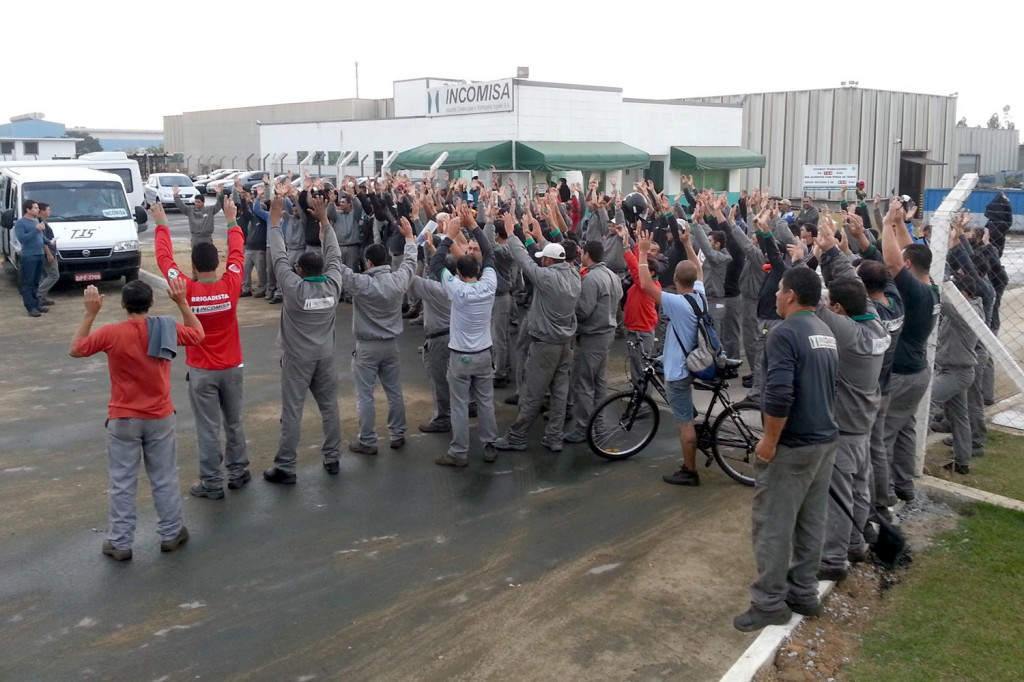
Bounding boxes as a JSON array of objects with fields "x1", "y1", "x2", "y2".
[
  {"x1": 957, "y1": 154, "x2": 980, "y2": 177},
  {"x1": 327, "y1": 151, "x2": 341, "y2": 165},
  {"x1": 1, "y1": 141, "x2": 13, "y2": 154},
  {"x1": 374, "y1": 151, "x2": 384, "y2": 175},
  {"x1": 102, "y1": 168, "x2": 134, "y2": 193},
  {"x1": 24, "y1": 141, "x2": 39, "y2": 155},
  {"x1": 296, "y1": 150, "x2": 308, "y2": 164},
  {"x1": 24, "y1": 180, "x2": 130, "y2": 221}
]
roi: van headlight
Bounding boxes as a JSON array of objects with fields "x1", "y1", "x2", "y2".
[{"x1": 114, "y1": 240, "x2": 140, "y2": 252}]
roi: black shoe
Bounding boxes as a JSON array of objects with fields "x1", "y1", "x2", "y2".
[
  {"x1": 943, "y1": 461, "x2": 970, "y2": 475},
  {"x1": 895, "y1": 489, "x2": 915, "y2": 503},
  {"x1": 348, "y1": 441, "x2": 378, "y2": 455},
  {"x1": 942, "y1": 435, "x2": 954, "y2": 447},
  {"x1": 38, "y1": 306, "x2": 50, "y2": 313},
  {"x1": 160, "y1": 526, "x2": 189, "y2": 552},
  {"x1": 239, "y1": 290, "x2": 253, "y2": 297},
  {"x1": 390, "y1": 437, "x2": 406, "y2": 450},
  {"x1": 262, "y1": 467, "x2": 296, "y2": 484},
  {"x1": 741, "y1": 374, "x2": 753, "y2": 388},
  {"x1": 323, "y1": 461, "x2": 340, "y2": 475},
  {"x1": 848, "y1": 546, "x2": 872, "y2": 564},
  {"x1": 418, "y1": 421, "x2": 451, "y2": 433},
  {"x1": 785, "y1": 599, "x2": 822, "y2": 617},
  {"x1": 816, "y1": 566, "x2": 848, "y2": 582},
  {"x1": 733, "y1": 606, "x2": 792, "y2": 632},
  {"x1": 39, "y1": 297, "x2": 56, "y2": 306},
  {"x1": 189, "y1": 482, "x2": 225, "y2": 499},
  {"x1": 504, "y1": 394, "x2": 519, "y2": 406},
  {"x1": 227, "y1": 470, "x2": 251, "y2": 489},
  {"x1": 27, "y1": 308, "x2": 41, "y2": 318},
  {"x1": 483, "y1": 444, "x2": 497, "y2": 463},
  {"x1": 268, "y1": 297, "x2": 283, "y2": 304},
  {"x1": 663, "y1": 467, "x2": 700, "y2": 486},
  {"x1": 102, "y1": 540, "x2": 132, "y2": 561}
]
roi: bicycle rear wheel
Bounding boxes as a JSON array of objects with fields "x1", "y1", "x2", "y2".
[
  {"x1": 587, "y1": 391, "x2": 660, "y2": 460},
  {"x1": 711, "y1": 403, "x2": 762, "y2": 486}
]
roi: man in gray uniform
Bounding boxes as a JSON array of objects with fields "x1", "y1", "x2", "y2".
[
  {"x1": 689, "y1": 208, "x2": 733, "y2": 355},
  {"x1": 409, "y1": 238, "x2": 453, "y2": 434},
  {"x1": 487, "y1": 211, "x2": 517, "y2": 387},
  {"x1": 334, "y1": 189, "x2": 365, "y2": 274},
  {"x1": 735, "y1": 267, "x2": 838, "y2": 632},
  {"x1": 494, "y1": 215, "x2": 582, "y2": 453},
  {"x1": 343, "y1": 217, "x2": 418, "y2": 454},
  {"x1": 263, "y1": 197, "x2": 346, "y2": 484},
  {"x1": 174, "y1": 184, "x2": 224, "y2": 247},
  {"x1": 564, "y1": 241, "x2": 622, "y2": 443}
]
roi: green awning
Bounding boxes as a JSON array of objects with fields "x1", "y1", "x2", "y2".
[
  {"x1": 514, "y1": 141, "x2": 650, "y2": 172},
  {"x1": 670, "y1": 146, "x2": 766, "y2": 171},
  {"x1": 391, "y1": 141, "x2": 513, "y2": 171}
]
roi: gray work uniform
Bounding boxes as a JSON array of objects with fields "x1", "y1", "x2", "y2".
[
  {"x1": 484, "y1": 223, "x2": 516, "y2": 381},
  {"x1": 932, "y1": 297, "x2": 981, "y2": 468},
  {"x1": 269, "y1": 223, "x2": 345, "y2": 473},
  {"x1": 570, "y1": 262, "x2": 621, "y2": 435},
  {"x1": 502, "y1": 237, "x2": 581, "y2": 447},
  {"x1": 690, "y1": 221, "x2": 734, "y2": 356},
  {"x1": 333, "y1": 198, "x2": 364, "y2": 273},
  {"x1": 175, "y1": 193, "x2": 223, "y2": 247},
  {"x1": 340, "y1": 238, "x2": 417, "y2": 447},
  {"x1": 730, "y1": 222, "x2": 765, "y2": 372},
  {"x1": 409, "y1": 275, "x2": 452, "y2": 429}
]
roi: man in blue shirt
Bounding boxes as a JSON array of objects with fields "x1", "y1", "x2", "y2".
[
  {"x1": 635, "y1": 225, "x2": 705, "y2": 487},
  {"x1": 14, "y1": 199, "x2": 47, "y2": 317}
]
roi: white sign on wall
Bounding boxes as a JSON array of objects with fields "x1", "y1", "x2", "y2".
[
  {"x1": 426, "y1": 79, "x2": 514, "y2": 117},
  {"x1": 802, "y1": 164, "x2": 859, "y2": 191}
]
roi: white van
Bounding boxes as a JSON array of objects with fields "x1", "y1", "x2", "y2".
[
  {"x1": 0, "y1": 151, "x2": 144, "y2": 211},
  {"x1": 1, "y1": 166, "x2": 148, "y2": 283}
]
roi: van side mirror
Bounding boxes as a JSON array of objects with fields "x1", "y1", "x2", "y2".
[
  {"x1": 134, "y1": 205, "x2": 148, "y2": 231},
  {"x1": 0, "y1": 209, "x2": 13, "y2": 230}
]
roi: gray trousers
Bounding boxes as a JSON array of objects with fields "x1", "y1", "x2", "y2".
[
  {"x1": 982, "y1": 355, "x2": 995, "y2": 405},
  {"x1": 448, "y1": 350, "x2": 498, "y2": 460},
  {"x1": 242, "y1": 249, "x2": 267, "y2": 295},
  {"x1": 932, "y1": 365, "x2": 975, "y2": 467},
  {"x1": 869, "y1": 393, "x2": 892, "y2": 515},
  {"x1": 720, "y1": 295, "x2": 742, "y2": 360},
  {"x1": 627, "y1": 329, "x2": 655, "y2": 392},
  {"x1": 423, "y1": 335, "x2": 451, "y2": 427},
  {"x1": 106, "y1": 415, "x2": 184, "y2": 549},
  {"x1": 750, "y1": 440, "x2": 837, "y2": 612},
  {"x1": 571, "y1": 331, "x2": 615, "y2": 434},
  {"x1": 741, "y1": 297, "x2": 759, "y2": 372},
  {"x1": 513, "y1": 323, "x2": 533, "y2": 392},
  {"x1": 340, "y1": 245, "x2": 362, "y2": 273},
  {"x1": 969, "y1": 346, "x2": 989, "y2": 453},
  {"x1": 287, "y1": 247, "x2": 305, "y2": 266},
  {"x1": 505, "y1": 340, "x2": 572, "y2": 446},
  {"x1": 353, "y1": 339, "x2": 406, "y2": 446},
  {"x1": 883, "y1": 369, "x2": 931, "y2": 498},
  {"x1": 492, "y1": 293, "x2": 513, "y2": 380},
  {"x1": 747, "y1": 319, "x2": 782, "y2": 403},
  {"x1": 822, "y1": 433, "x2": 871, "y2": 569},
  {"x1": 38, "y1": 256, "x2": 59, "y2": 297},
  {"x1": 275, "y1": 354, "x2": 341, "y2": 473},
  {"x1": 187, "y1": 365, "x2": 248, "y2": 488},
  {"x1": 266, "y1": 254, "x2": 278, "y2": 299}
]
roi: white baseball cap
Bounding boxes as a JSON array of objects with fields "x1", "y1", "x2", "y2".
[{"x1": 534, "y1": 243, "x2": 566, "y2": 261}]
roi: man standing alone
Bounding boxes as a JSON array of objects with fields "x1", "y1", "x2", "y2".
[
  {"x1": 734, "y1": 267, "x2": 839, "y2": 632},
  {"x1": 174, "y1": 184, "x2": 224, "y2": 247},
  {"x1": 15, "y1": 199, "x2": 47, "y2": 317}
]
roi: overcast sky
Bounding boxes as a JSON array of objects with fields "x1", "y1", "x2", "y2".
[{"x1": 7, "y1": 0, "x2": 1021, "y2": 134}]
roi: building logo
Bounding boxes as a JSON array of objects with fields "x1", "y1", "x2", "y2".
[
  {"x1": 427, "y1": 90, "x2": 440, "y2": 114},
  {"x1": 426, "y1": 79, "x2": 514, "y2": 117}
]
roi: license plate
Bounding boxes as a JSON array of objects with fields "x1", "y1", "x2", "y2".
[{"x1": 75, "y1": 272, "x2": 102, "y2": 282}]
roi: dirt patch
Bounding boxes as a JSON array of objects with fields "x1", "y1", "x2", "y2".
[{"x1": 755, "y1": 494, "x2": 959, "y2": 682}]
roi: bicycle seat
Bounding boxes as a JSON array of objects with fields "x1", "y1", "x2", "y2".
[{"x1": 722, "y1": 358, "x2": 744, "y2": 370}]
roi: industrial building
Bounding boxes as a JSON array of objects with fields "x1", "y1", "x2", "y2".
[
  {"x1": 67, "y1": 127, "x2": 163, "y2": 153},
  {"x1": 0, "y1": 113, "x2": 78, "y2": 160}
]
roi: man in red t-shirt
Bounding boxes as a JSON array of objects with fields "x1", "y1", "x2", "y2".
[
  {"x1": 621, "y1": 225, "x2": 659, "y2": 391},
  {"x1": 70, "y1": 276, "x2": 205, "y2": 561},
  {"x1": 154, "y1": 199, "x2": 248, "y2": 499}
]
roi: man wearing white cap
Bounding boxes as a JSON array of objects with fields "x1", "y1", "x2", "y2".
[{"x1": 494, "y1": 214, "x2": 581, "y2": 453}]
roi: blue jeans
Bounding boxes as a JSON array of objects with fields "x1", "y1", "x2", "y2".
[{"x1": 19, "y1": 253, "x2": 45, "y2": 311}]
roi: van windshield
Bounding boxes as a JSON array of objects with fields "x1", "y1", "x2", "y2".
[{"x1": 24, "y1": 180, "x2": 131, "y2": 222}]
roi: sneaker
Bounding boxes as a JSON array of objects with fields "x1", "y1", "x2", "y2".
[
  {"x1": 189, "y1": 482, "x2": 225, "y2": 500},
  {"x1": 435, "y1": 453, "x2": 468, "y2": 468},
  {"x1": 390, "y1": 437, "x2": 406, "y2": 450},
  {"x1": 733, "y1": 606, "x2": 792, "y2": 632},
  {"x1": 262, "y1": 467, "x2": 297, "y2": 484},
  {"x1": 239, "y1": 290, "x2": 252, "y2": 297},
  {"x1": 348, "y1": 441, "x2": 378, "y2": 455},
  {"x1": 816, "y1": 565, "x2": 848, "y2": 582},
  {"x1": 504, "y1": 394, "x2": 519, "y2": 406},
  {"x1": 101, "y1": 540, "x2": 132, "y2": 561},
  {"x1": 562, "y1": 430, "x2": 587, "y2": 444},
  {"x1": 483, "y1": 444, "x2": 497, "y2": 463},
  {"x1": 663, "y1": 467, "x2": 700, "y2": 486},
  {"x1": 943, "y1": 461, "x2": 970, "y2": 475},
  {"x1": 785, "y1": 599, "x2": 822, "y2": 618},
  {"x1": 418, "y1": 421, "x2": 451, "y2": 433},
  {"x1": 323, "y1": 461, "x2": 340, "y2": 475},
  {"x1": 540, "y1": 437, "x2": 563, "y2": 453},
  {"x1": 942, "y1": 435, "x2": 954, "y2": 447},
  {"x1": 227, "y1": 470, "x2": 251, "y2": 489},
  {"x1": 160, "y1": 526, "x2": 190, "y2": 553},
  {"x1": 39, "y1": 297, "x2": 56, "y2": 306},
  {"x1": 493, "y1": 437, "x2": 527, "y2": 451},
  {"x1": 27, "y1": 308, "x2": 41, "y2": 317}
]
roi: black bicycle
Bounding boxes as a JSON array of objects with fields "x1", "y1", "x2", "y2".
[{"x1": 586, "y1": 341, "x2": 762, "y2": 486}]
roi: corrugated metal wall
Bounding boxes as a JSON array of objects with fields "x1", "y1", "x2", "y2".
[
  {"x1": 955, "y1": 127, "x2": 1021, "y2": 176},
  {"x1": 684, "y1": 88, "x2": 958, "y2": 199}
]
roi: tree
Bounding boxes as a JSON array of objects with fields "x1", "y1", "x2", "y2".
[
  {"x1": 144, "y1": 145, "x2": 165, "y2": 154},
  {"x1": 1002, "y1": 105, "x2": 1015, "y2": 130},
  {"x1": 66, "y1": 132, "x2": 103, "y2": 155},
  {"x1": 987, "y1": 113, "x2": 1001, "y2": 129},
  {"x1": 956, "y1": 116, "x2": 968, "y2": 127}
]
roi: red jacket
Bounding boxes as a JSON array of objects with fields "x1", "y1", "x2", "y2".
[
  {"x1": 624, "y1": 247, "x2": 659, "y2": 332},
  {"x1": 155, "y1": 222, "x2": 245, "y2": 370}
]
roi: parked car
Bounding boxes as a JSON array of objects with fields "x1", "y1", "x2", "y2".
[
  {"x1": 144, "y1": 173, "x2": 200, "y2": 208},
  {"x1": 194, "y1": 169, "x2": 242, "y2": 194},
  {"x1": 206, "y1": 171, "x2": 244, "y2": 195},
  {"x1": 234, "y1": 170, "x2": 269, "y2": 194}
]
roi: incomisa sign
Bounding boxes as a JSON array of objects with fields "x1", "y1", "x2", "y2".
[{"x1": 427, "y1": 79, "x2": 514, "y2": 117}]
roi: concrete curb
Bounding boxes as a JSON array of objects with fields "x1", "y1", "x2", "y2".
[
  {"x1": 719, "y1": 478, "x2": 1024, "y2": 682},
  {"x1": 139, "y1": 267, "x2": 168, "y2": 290}
]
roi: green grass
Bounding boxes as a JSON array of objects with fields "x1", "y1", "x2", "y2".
[
  {"x1": 847, "y1": 504, "x2": 1024, "y2": 681},
  {"x1": 926, "y1": 430, "x2": 1024, "y2": 502}
]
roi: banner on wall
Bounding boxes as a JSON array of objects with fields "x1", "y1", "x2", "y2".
[
  {"x1": 427, "y1": 79, "x2": 514, "y2": 117},
  {"x1": 802, "y1": 164, "x2": 859, "y2": 191}
]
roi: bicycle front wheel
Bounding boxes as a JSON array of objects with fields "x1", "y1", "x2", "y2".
[
  {"x1": 587, "y1": 391, "x2": 660, "y2": 460},
  {"x1": 711, "y1": 403, "x2": 762, "y2": 486}
]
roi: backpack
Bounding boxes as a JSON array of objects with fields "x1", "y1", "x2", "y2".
[{"x1": 671, "y1": 292, "x2": 727, "y2": 380}]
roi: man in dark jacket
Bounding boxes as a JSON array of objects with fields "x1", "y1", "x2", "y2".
[{"x1": 984, "y1": 192, "x2": 1013, "y2": 256}]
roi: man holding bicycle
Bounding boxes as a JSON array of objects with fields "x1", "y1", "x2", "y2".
[{"x1": 635, "y1": 225, "x2": 705, "y2": 487}]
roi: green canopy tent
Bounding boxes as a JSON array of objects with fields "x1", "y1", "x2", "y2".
[
  {"x1": 390, "y1": 141, "x2": 514, "y2": 171},
  {"x1": 514, "y1": 141, "x2": 650, "y2": 172},
  {"x1": 669, "y1": 146, "x2": 766, "y2": 171}
]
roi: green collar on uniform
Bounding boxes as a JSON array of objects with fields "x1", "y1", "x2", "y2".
[
  {"x1": 791, "y1": 310, "x2": 815, "y2": 317},
  {"x1": 851, "y1": 313, "x2": 878, "y2": 322},
  {"x1": 303, "y1": 275, "x2": 328, "y2": 282}
]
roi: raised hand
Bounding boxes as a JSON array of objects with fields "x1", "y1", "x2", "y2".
[
  {"x1": 149, "y1": 201, "x2": 167, "y2": 225},
  {"x1": 637, "y1": 228, "x2": 654, "y2": 255},
  {"x1": 83, "y1": 285, "x2": 103, "y2": 314},
  {"x1": 306, "y1": 196, "x2": 328, "y2": 225},
  {"x1": 223, "y1": 195, "x2": 237, "y2": 223},
  {"x1": 398, "y1": 216, "x2": 414, "y2": 239},
  {"x1": 269, "y1": 196, "x2": 285, "y2": 228},
  {"x1": 167, "y1": 274, "x2": 189, "y2": 304}
]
